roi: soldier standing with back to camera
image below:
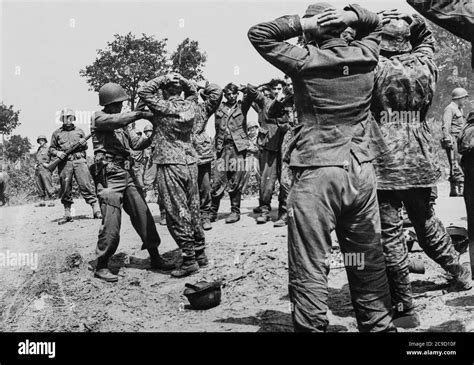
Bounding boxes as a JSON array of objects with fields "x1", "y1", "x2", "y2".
[
  {"x1": 249, "y1": 2, "x2": 395, "y2": 332},
  {"x1": 49, "y1": 108, "x2": 101, "y2": 224},
  {"x1": 35, "y1": 135, "x2": 55, "y2": 207},
  {"x1": 371, "y1": 11, "x2": 471, "y2": 329},
  {"x1": 91, "y1": 82, "x2": 175, "y2": 282},
  {"x1": 138, "y1": 72, "x2": 209, "y2": 278}
]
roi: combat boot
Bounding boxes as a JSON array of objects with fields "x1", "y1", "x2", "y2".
[
  {"x1": 195, "y1": 250, "x2": 209, "y2": 267},
  {"x1": 273, "y1": 213, "x2": 288, "y2": 227},
  {"x1": 171, "y1": 257, "x2": 199, "y2": 278},
  {"x1": 392, "y1": 309, "x2": 420, "y2": 329},
  {"x1": 253, "y1": 206, "x2": 262, "y2": 214},
  {"x1": 92, "y1": 203, "x2": 102, "y2": 219},
  {"x1": 94, "y1": 268, "x2": 118, "y2": 283},
  {"x1": 225, "y1": 212, "x2": 240, "y2": 224},
  {"x1": 58, "y1": 206, "x2": 73, "y2": 225},
  {"x1": 256, "y1": 211, "x2": 271, "y2": 225}
]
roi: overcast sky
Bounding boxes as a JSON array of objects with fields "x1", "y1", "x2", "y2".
[{"x1": 1, "y1": 0, "x2": 414, "y2": 143}]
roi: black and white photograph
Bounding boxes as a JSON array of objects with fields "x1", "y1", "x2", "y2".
[{"x1": 0, "y1": 0, "x2": 474, "y2": 363}]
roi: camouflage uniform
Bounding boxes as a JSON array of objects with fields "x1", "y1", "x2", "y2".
[
  {"x1": 372, "y1": 15, "x2": 466, "y2": 315},
  {"x1": 91, "y1": 110, "x2": 159, "y2": 268},
  {"x1": 49, "y1": 125, "x2": 98, "y2": 208},
  {"x1": 35, "y1": 144, "x2": 55, "y2": 199},
  {"x1": 192, "y1": 84, "x2": 223, "y2": 223},
  {"x1": 442, "y1": 102, "x2": 466, "y2": 186},
  {"x1": 130, "y1": 148, "x2": 146, "y2": 195},
  {"x1": 138, "y1": 76, "x2": 205, "y2": 262}
]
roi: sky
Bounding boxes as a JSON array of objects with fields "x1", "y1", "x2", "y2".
[{"x1": 1, "y1": 0, "x2": 414, "y2": 144}]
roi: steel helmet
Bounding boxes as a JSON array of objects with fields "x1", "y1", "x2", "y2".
[
  {"x1": 99, "y1": 83, "x2": 129, "y2": 106},
  {"x1": 37, "y1": 135, "x2": 47, "y2": 143},
  {"x1": 60, "y1": 108, "x2": 76, "y2": 121},
  {"x1": 380, "y1": 19, "x2": 412, "y2": 53},
  {"x1": 143, "y1": 124, "x2": 154, "y2": 133},
  {"x1": 452, "y1": 87, "x2": 469, "y2": 100},
  {"x1": 183, "y1": 281, "x2": 221, "y2": 310}
]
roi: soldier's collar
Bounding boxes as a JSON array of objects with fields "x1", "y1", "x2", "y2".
[{"x1": 320, "y1": 38, "x2": 347, "y2": 50}]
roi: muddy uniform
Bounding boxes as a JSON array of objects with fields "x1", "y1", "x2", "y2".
[
  {"x1": 35, "y1": 145, "x2": 55, "y2": 199},
  {"x1": 138, "y1": 76, "x2": 205, "y2": 261},
  {"x1": 91, "y1": 110, "x2": 159, "y2": 267},
  {"x1": 372, "y1": 15, "x2": 463, "y2": 315},
  {"x1": 249, "y1": 5, "x2": 394, "y2": 332},
  {"x1": 192, "y1": 84, "x2": 223, "y2": 222},
  {"x1": 247, "y1": 87, "x2": 290, "y2": 218},
  {"x1": 407, "y1": 0, "x2": 474, "y2": 67},
  {"x1": 211, "y1": 98, "x2": 251, "y2": 217},
  {"x1": 49, "y1": 125, "x2": 98, "y2": 208},
  {"x1": 443, "y1": 102, "x2": 466, "y2": 185}
]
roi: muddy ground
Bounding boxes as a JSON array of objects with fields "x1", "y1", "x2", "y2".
[{"x1": 1, "y1": 182, "x2": 473, "y2": 333}]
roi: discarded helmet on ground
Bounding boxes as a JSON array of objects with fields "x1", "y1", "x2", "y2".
[
  {"x1": 99, "y1": 83, "x2": 129, "y2": 106},
  {"x1": 452, "y1": 88, "x2": 469, "y2": 100},
  {"x1": 37, "y1": 135, "x2": 48, "y2": 143},
  {"x1": 184, "y1": 281, "x2": 221, "y2": 310},
  {"x1": 446, "y1": 226, "x2": 469, "y2": 254}
]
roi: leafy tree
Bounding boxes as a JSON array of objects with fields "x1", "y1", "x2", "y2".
[
  {"x1": 5, "y1": 135, "x2": 31, "y2": 162},
  {"x1": 0, "y1": 103, "x2": 21, "y2": 135},
  {"x1": 170, "y1": 38, "x2": 207, "y2": 81},
  {"x1": 79, "y1": 32, "x2": 169, "y2": 110}
]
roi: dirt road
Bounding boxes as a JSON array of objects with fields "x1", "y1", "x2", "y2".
[{"x1": 1, "y1": 183, "x2": 473, "y2": 332}]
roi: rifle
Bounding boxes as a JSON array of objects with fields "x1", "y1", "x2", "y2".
[{"x1": 43, "y1": 133, "x2": 93, "y2": 172}]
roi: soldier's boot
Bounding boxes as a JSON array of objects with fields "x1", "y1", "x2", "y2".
[
  {"x1": 210, "y1": 198, "x2": 220, "y2": 223},
  {"x1": 148, "y1": 248, "x2": 175, "y2": 271},
  {"x1": 58, "y1": 206, "x2": 73, "y2": 225},
  {"x1": 447, "y1": 262, "x2": 472, "y2": 291},
  {"x1": 274, "y1": 212, "x2": 288, "y2": 228},
  {"x1": 256, "y1": 210, "x2": 271, "y2": 225},
  {"x1": 171, "y1": 257, "x2": 199, "y2": 278},
  {"x1": 195, "y1": 249, "x2": 209, "y2": 268},
  {"x1": 392, "y1": 307, "x2": 420, "y2": 329},
  {"x1": 91, "y1": 203, "x2": 102, "y2": 219},
  {"x1": 94, "y1": 264, "x2": 118, "y2": 282},
  {"x1": 253, "y1": 206, "x2": 262, "y2": 214},
  {"x1": 226, "y1": 193, "x2": 241, "y2": 224}
]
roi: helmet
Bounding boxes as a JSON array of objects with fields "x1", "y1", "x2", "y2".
[
  {"x1": 446, "y1": 226, "x2": 469, "y2": 254},
  {"x1": 143, "y1": 124, "x2": 154, "y2": 133},
  {"x1": 183, "y1": 281, "x2": 221, "y2": 310},
  {"x1": 99, "y1": 83, "x2": 129, "y2": 106},
  {"x1": 303, "y1": 2, "x2": 333, "y2": 18},
  {"x1": 452, "y1": 87, "x2": 469, "y2": 100},
  {"x1": 380, "y1": 19, "x2": 412, "y2": 53},
  {"x1": 60, "y1": 108, "x2": 76, "y2": 121},
  {"x1": 37, "y1": 135, "x2": 47, "y2": 143}
]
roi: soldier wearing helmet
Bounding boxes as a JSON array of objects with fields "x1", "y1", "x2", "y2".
[
  {"x1": 371, "y1": 11, "x2": 472, "y2": 329},
  {"x1": 49, "y1": 108, "x2": 100, "y2": 223},
  {"x1": 442, "y1": 87, "x2": 470, "y2": 196},
  {"x1": 35, "y1": 135, "x2": 55, "y2": 207},
  {"x1": 91, "y1": 82, "x2": 174, "y2": 283}
]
